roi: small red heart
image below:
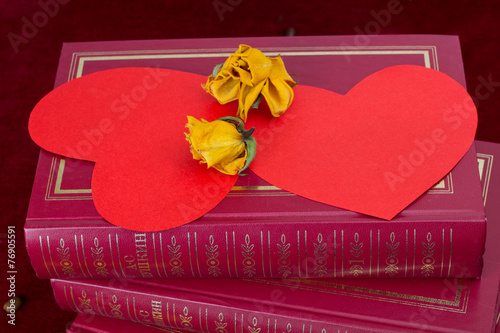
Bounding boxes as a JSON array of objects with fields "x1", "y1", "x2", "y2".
[{"x1": 246, "y1": 65, "x2": 477, "y2": 219}]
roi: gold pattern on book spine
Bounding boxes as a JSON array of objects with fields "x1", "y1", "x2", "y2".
[
  {"x1": 168, "y1": 236, "x2": 184, "y2": 277},
  {"x1": 109, "y1": 295, "x2": 123, "y2": 319},
  {"x1": 215, "y1": 313, "x2": 228, "y2": 333},
  {"x1": 277, "y1": 234, "x2": 291, "y2": 278},
  {"x1": 205, "y1": 235, "x2": 221, "y2": 277},
  {"x1": 349, "y1": 233, "x2": 364, "y2": 276},
  {"x1": 179, "y1": 306, "x2": 193, "y2": 329},
  {"x1": 248, "y1": 317, "x2": 262, "y2": 333},
  {"x1": 242, "y1": 234, "x2": 256, "y2": 277},
  {"x1": 313, "y1": 233, "x2": 328, "y2": 277},
  {"x1": 78, "y1": 290, "x2": 95, "y2": 314},
  {"x1": 57, "y1": 238, "x2": 76, "y2": 277},
  {"x1": 422, "y1": 232, "x2": 436, "y2": 277},
  {"x1": 91, "y1": 238, "x2": 109, "y2": 277},
  {"x1": 385, "y1": 232, "x2": 400, "y2": 276}
]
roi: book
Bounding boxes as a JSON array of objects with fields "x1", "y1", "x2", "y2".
[
  {"x1": 53, "y1": 140, "x2": 500, "y2": 333},
  {"x1": 26, "y1": 35, "x2": 486, "y2": 280}
]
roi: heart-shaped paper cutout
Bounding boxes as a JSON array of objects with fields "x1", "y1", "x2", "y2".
[
  {"x1": 246, "y1": 65, "x2": 477, "y2": 219},
  {"x1": 29, "y1": 65, "x2": 477, "y2": 231},
  {"x1": 29, "y1": 68, "x2": 239, "y2": 231}
]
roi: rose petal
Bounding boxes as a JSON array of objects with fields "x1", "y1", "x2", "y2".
[
  {"x1": 214, "y1": 149, "x2": 248, "y2": 175},
  {"x1": 237, "y1": 80, "x2": 266, "y2": 121},
  {"x1": 261, "y1": 76, "x2": 294, "y2": 117},
  {"x1": 203, "y1": 72, "x2": 240, "y2": 104}
]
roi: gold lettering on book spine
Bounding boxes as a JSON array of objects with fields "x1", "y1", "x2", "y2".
[
  {"x1": 215, "y1": 313, "x2": 228, "y2": 333},
  {"x1": 91, "y1": 238, "x2": 109, "y2": 277},
  {"x1": 422, "y1": 232, "x2": 436, "y2": 277},
  {"x1": 313, "y1": 233, "x2": 328, "y2": 277},
  {"x1": 135, "y1": 233, "x2": 153, "y2": 278},
  {"x1": 57, "y1": 238, "x2": 76, "y2": 277},
  {"x1": 179, "y1": 307, "x2": 193, "y2": 329},
  {"x1": 109, "y1": 294, "x2": 123, "y2": 319},
  {"x1": 133, "y1": 297, "x2": 151, "y2": 323},
  {"x1": 205, "y1": 235, "x2": 221, "y2": 277},
  {"x1": 277, "y1": 234, "x2": 291, "y2": 278},
  {"x1": 78, "y1": 290, "x2": 95, "y2": 315},
  {"x1": 151, "y1": 300, "x2": 165, "y2": 327},
  {"x1": 385, "y1": 232, "x2": 400, "y2": 276},
  {"x1": 138, "y1": 309, "x2": 152, "y2": 324},
  {"x1": 168, "y1": 236, "x2": 184, "y2": 277},
  {"x1": 242, "y1": 234, "x2": 256, "y2": 277},
  {"x1": 349, "y1": 233, "x2": 364, "y2": 276}
]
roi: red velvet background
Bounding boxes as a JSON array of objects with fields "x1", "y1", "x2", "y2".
[{"x1": 1, "y1": 1, "x2": 499, "y2": 332}]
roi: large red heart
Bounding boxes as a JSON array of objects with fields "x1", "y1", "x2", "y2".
[
  {"x1": 246, "y1": 65, "x2": 477, "y2": 219},
  {"x1": 29, "y1": 65, "x2": 476, "y2": 231},
  {"x1": 29, "y1": 68, "x2": 239, "y2": 231}
]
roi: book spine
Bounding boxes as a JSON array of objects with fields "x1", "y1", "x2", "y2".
[
  {"x1": 52, "y1": 279, "x2": 372, "y2": 333},
  {"x1": 26, "y1": 220, "x2": 485, "y2": 280}
]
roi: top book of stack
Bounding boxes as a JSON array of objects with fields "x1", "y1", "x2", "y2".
[{"x1": 25, "y1": 35, "x2": 486, "y2": 280}]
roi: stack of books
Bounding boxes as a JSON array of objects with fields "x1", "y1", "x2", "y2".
[{"x1": 25, "y1": 35, "x2": 500, "y2": 332}]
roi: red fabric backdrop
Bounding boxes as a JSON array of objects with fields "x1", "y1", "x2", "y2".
[{"x1": 1, "y1": 0, "x2": 499, "y2": 332}]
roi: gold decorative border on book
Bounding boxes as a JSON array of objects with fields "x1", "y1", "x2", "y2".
[
  {"x1": 246, "y1": 278, "x2": 470, "y2": 314},
  {"x1": 46, "y1": 45, "x2": 456, "y2": 200},
  {"x1": 67, "y1": 45, "x2": 439, "y2": 81},
  {"x1": 45, "y1": 157, "x2": 92, "y2": 200}
]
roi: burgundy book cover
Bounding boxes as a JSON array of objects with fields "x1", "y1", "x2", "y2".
[
  {"x1": 25, "y1": 35, "x2": 486, "y2": 280},
  {"x1": 55, "y1": 140, "x2": 500, "y2": 333}
]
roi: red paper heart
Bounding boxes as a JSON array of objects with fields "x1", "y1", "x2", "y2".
[
  {"x1": 29, "y1": 65, "x2": 477, "y2": 231},
  {"x1": 29, "y1": 68, "x2": 238, "y2": 231},
  {"x1": 246, "y1": 65, "x2": 477, "y2": 219}
]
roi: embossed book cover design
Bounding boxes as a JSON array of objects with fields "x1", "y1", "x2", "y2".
[
  {"x1": 26, "y1": 35, "x2": 486, "y2": 280},
  {"x1": 56, "y1": 141, "x2": 500, "y2": 333}
]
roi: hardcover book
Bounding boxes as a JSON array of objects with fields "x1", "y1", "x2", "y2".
[
  {"x1": 26, "y1": 35, "x2": 486, "y2": 280},
  {"x1": 55, "y1": 140, "x2": 500, "y2": 333}
]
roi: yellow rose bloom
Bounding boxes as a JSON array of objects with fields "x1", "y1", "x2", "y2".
[
  {"x1": 222, "y1": 44, "x2": 272, "y2": 86},
  {"x1": 185, "y1": 116, "x2": 256, "y2": 175},
  {"x1": 202, "y1": 45, "x2": 296, "y2": 121}
]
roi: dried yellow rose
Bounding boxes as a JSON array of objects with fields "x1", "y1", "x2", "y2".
[
  {"x1": 202, "y1": 45, "x2": 296, "y2": 121},
  {"x1": 185, "y1": 116, "x2": 256, "y2": 175}
]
